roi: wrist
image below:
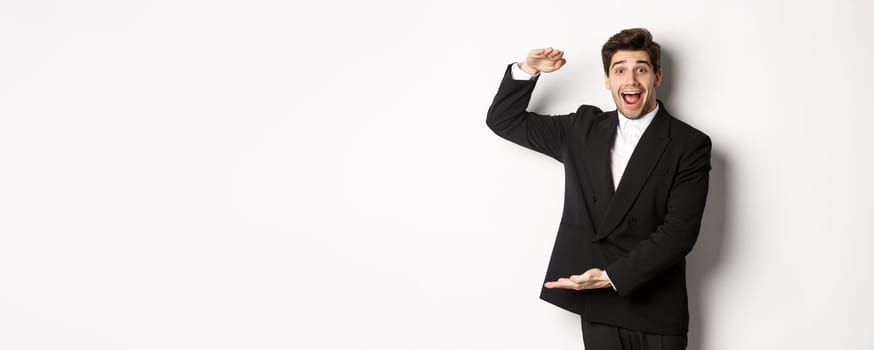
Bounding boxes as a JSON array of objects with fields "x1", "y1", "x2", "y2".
[{"x1": 519, "y1": 62, "x2": 539, "y2": 75}]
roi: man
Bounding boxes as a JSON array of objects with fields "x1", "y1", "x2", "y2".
[{"x1": 486, "y1": 28, "x2": 710, "y2": 349}]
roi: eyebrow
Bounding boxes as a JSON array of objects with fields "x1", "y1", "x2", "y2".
[{"x1": 611, "y1": 60, "x2": 653, "y2": 69}]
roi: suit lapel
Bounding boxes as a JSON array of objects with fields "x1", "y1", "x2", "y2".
[
  {"x1": 593, "y1": 104, "x2": 672, "y2": 241},
  {"x1": 576, "y1": 112, "x2": 617, "y2": 233}
]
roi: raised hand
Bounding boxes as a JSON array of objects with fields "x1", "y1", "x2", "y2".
[{"x1": 520, "y1": 47, "x2": 567, "y2": 75}]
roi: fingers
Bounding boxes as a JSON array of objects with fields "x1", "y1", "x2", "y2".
[
  {"x1": 545, "y1": 269, "x2": 609, "y2": 290},
  {"x1": 545, "y1": 276, "x2": 587, "y2": 290},
  {"x1": 545, "y1": 278, "x2": 579, "y2": 290},
  {"x1": 572, "y1": 269, "x2": 597, "y2": 282},
  {"x1": 544, "y1": 47, "x2": 563, "y2": 59},
  {"x1": 525, "y1": 47, "x2": 566, "y2": 73},
  {"x1": 569, "y1": 273, "x2": 587, "y2": 284},
  {"x1": 529, "y1": 47, "x2": 564, "y2": 59}
]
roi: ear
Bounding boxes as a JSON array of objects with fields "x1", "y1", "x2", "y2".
[
  {"x1": 604, "y1": 73, "x2": 610, "y2": 90},
  {"x1": 654, "y1": 69, "x2": 663, "y2": 88}
]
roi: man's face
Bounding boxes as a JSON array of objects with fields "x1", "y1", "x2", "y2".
[{"x1": 604, "y1": 50, "x2": 662, "y2": 119}]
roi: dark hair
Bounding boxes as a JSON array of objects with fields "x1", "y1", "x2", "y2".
[{"x1": 601, "y1": 28, "x2": 661, "y2": 74}]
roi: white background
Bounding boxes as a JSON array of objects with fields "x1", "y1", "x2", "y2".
[{"x1": 1, "y1": 1, "x2": 873, "y2": 349}]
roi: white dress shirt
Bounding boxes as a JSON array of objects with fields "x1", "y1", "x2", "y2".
[
  {"x1": 510, "y1": 63, "x2": 659, "y2": 291},
  {"x1": 611, "y1": 105, "x2": 658, "y2": 189}
]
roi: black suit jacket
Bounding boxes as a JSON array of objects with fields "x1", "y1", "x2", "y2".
[{"x1": 486, "y1": 64, "x2": 711, "y2": 335}]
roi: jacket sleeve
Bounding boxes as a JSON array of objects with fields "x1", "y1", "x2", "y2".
[
  {"x1": 485, "y1": 63, "x2": 576, "y2": 162},
  {"x1": 606, "y1": 134, "x2": 712, "y2": 296}
]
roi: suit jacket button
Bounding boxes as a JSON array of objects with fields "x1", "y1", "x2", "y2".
[
  {"x1": 592, "y1": 196, "x2": 597, "y2": 203},
  {"x1": 629, "y1": 217, "x2": 637, "y2": 226}
]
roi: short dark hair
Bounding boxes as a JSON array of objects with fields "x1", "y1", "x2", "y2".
[{"x1": 601, "y1": 28, "x2": 661, "y2": 74}]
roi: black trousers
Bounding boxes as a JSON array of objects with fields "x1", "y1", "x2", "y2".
[{"x1": 581, "y1": 318, "x2": 687, "y2": 350}]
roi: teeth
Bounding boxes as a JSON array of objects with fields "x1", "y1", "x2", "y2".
[{"x1": 622, "y1": 92, "x2": 641, "y2": 95}]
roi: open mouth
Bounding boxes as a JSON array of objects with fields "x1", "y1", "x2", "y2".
[{"x1": 621, "y1": 91, "x2": 642, "y2": 106}]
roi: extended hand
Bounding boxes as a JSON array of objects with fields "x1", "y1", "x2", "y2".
[
  {"x1": 544, "y1": 268, "x2": 612, "y2": 290},
  {"x1": 520, "y1": 47, "x2": 567, "y2": 75}
]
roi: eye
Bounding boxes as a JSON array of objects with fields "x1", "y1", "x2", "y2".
[
  {"x1": 637, "y1": 67, "x2": 648, "y2": 73},
  {"x1": 615, "y1": 68, "x2": 624, "y2": 74}
]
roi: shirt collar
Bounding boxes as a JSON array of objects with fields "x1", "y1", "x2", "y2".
[{"x1": 617, "y1": 104, "x2": 659, "y2": 132}]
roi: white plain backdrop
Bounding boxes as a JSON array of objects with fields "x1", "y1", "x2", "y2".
[{"x1": 1, "y1": 1, "x2": 873, "y2": 349}]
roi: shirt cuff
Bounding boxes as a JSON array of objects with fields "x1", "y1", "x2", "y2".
[
  {"x1": 604, "y1": 270, "x2": 617, "y2": 291},
  {"x1": 510, "y1": 62, "x2": 539, "y2": 80}
]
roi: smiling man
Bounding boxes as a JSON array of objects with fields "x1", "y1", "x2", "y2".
[{"x1": 486, "y1": 28, "x2": 711, "y2": 349}]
